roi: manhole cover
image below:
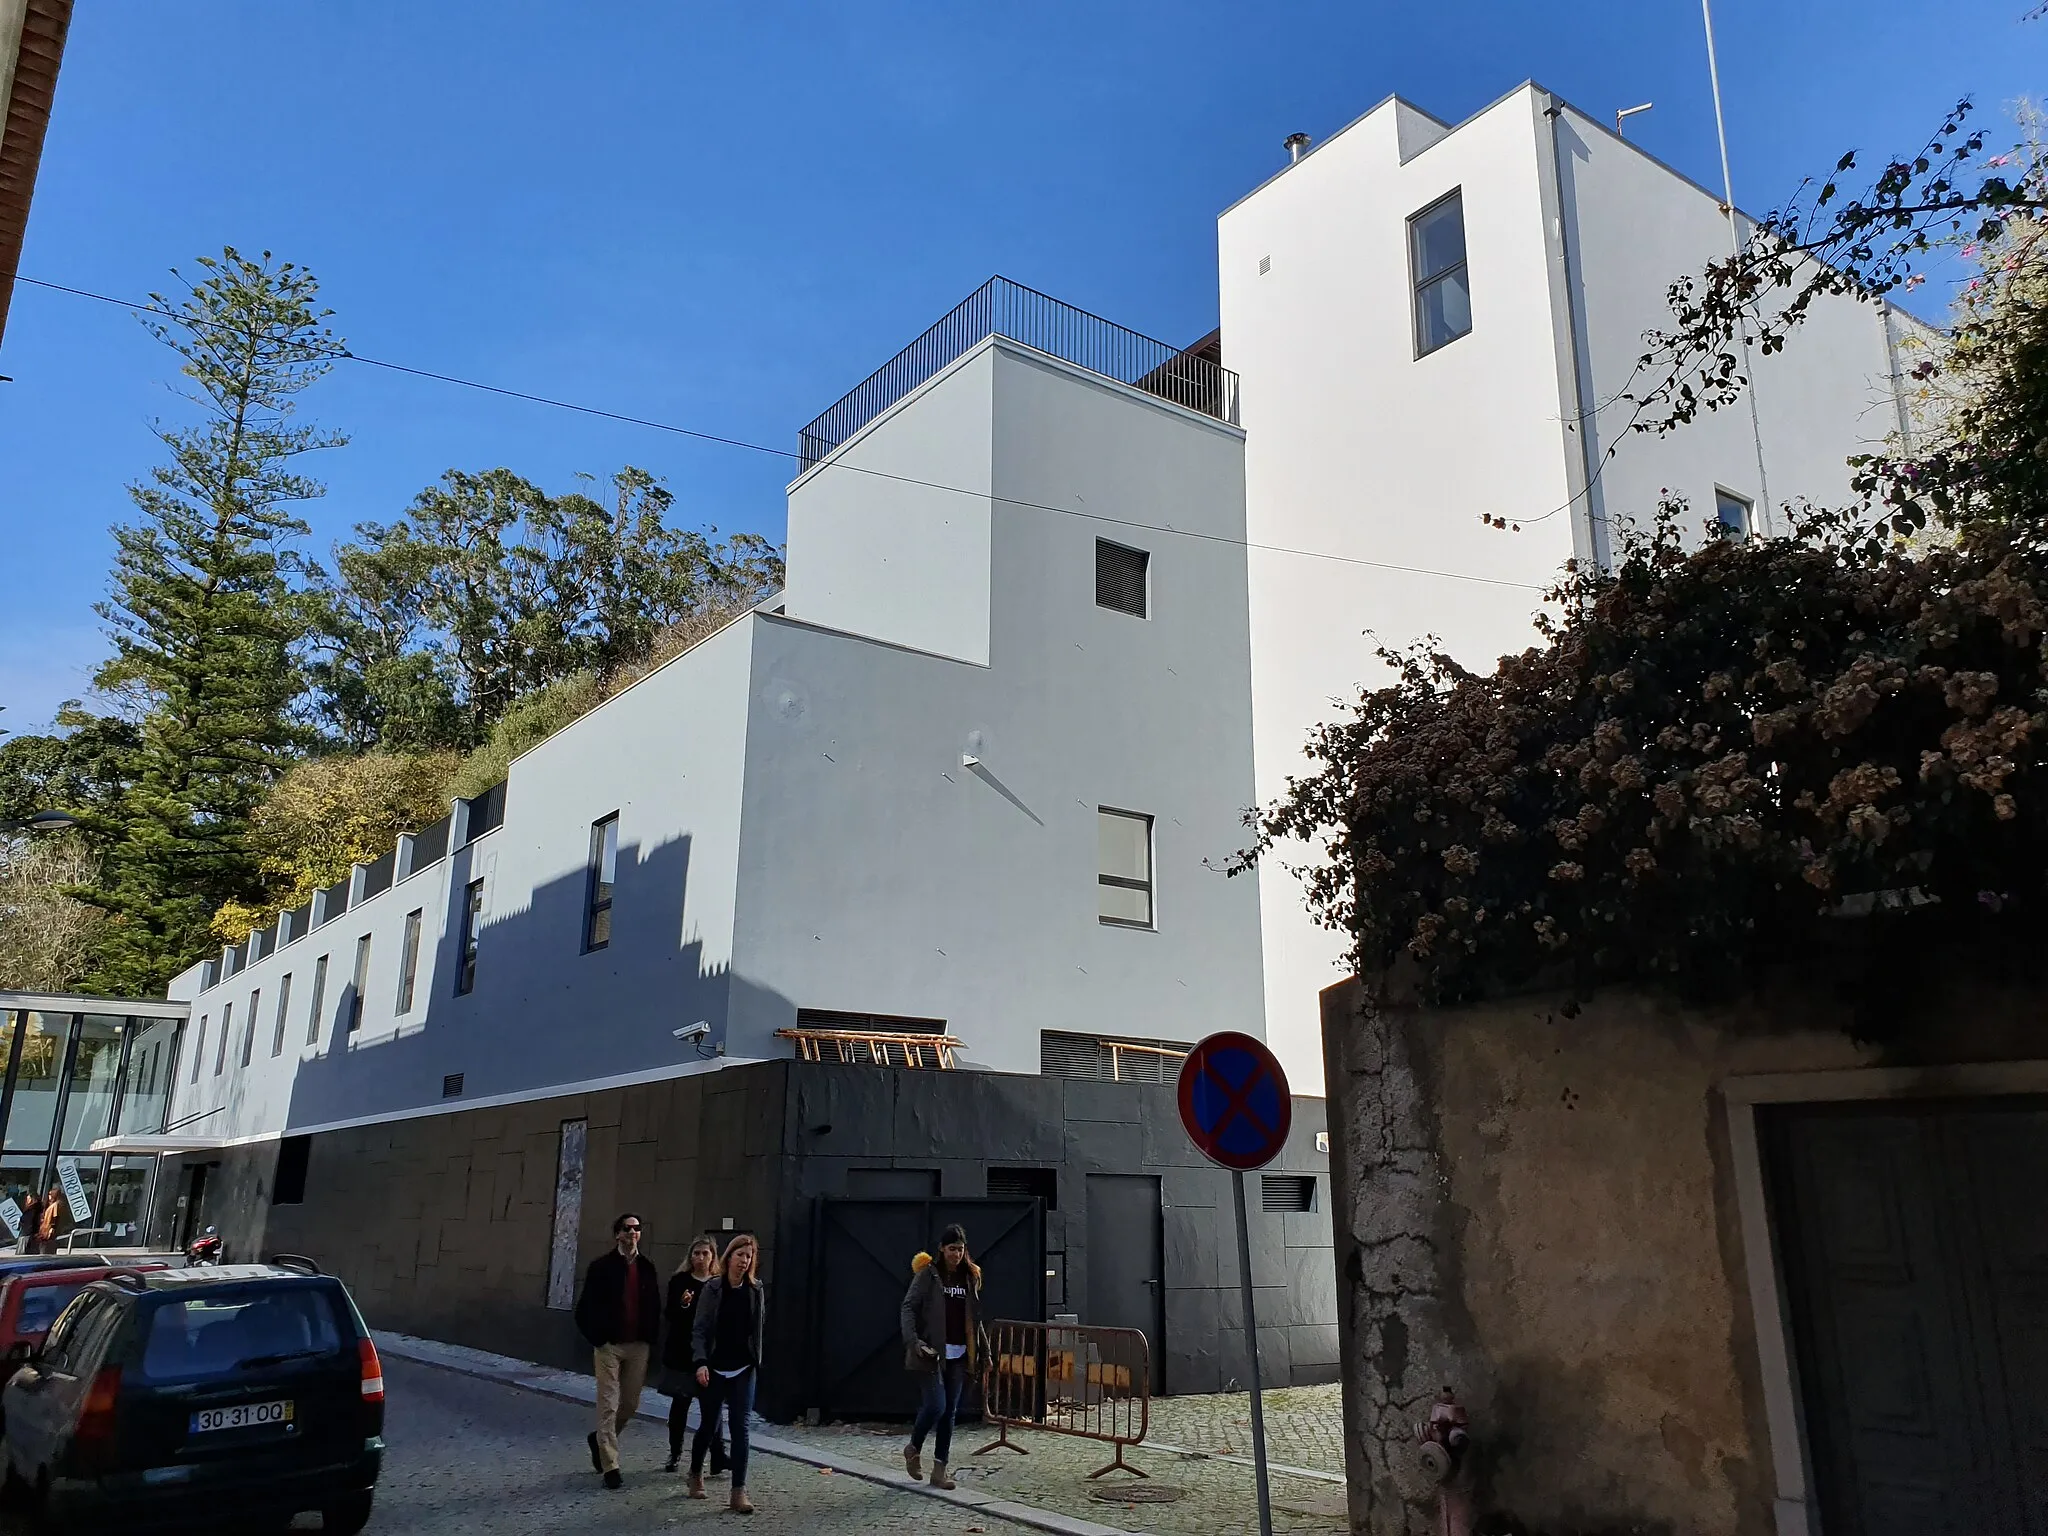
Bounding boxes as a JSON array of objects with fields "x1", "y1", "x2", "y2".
[{"x1": 1089, "y1": 1485, "x2": 1185, "y2": 1504}]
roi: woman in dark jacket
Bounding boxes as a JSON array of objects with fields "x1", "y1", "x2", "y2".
[
  {"x1": 659, "y1": 1237, "x2": 727, "y2": 1475},
  {"x1": 690, "y1": 1232, "x2": 765, "y2": 1514},
  {"x1": 898, "y1": 1224, "x2": 983, "y2": 1491}
]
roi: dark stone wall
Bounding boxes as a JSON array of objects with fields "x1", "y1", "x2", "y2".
[{"x1": 206, "y1": 1058, "x2": 1337, "y2": 1419}]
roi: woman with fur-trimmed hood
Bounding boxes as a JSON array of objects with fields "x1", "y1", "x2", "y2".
[{"x1": 898, "y1": 1224, "x2": 985, "y2": 1490}]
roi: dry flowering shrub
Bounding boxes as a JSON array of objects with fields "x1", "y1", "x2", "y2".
[{"x1": 1246, "y1": 505, "x2": 2048, "y2": 1005}]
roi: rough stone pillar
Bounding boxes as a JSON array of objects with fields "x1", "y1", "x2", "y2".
[{"x1": 1321, "y1": 977, "x2": 1488, "y2": 1536}]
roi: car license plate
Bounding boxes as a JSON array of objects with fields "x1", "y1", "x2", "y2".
[{"x1": 189, "y1": 1400, "x2": 293, "y2": 1434}]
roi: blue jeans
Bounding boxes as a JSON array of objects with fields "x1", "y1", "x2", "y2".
[
  {"x1": 693, "y1": 1369, "x2": 754, "y2": 1486},
  {"x1": 910, "y1": 1357, "x2": 970, "y2": 1464}
]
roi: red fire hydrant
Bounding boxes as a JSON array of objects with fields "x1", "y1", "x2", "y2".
[{"x1": 1417, "y1": 1387, "x2": 1473, "y2": 1536}]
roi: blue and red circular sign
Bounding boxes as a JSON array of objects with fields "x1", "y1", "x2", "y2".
[{"x1": 1177, "y1": 1031, "x2": 1292, "y2": 1171}]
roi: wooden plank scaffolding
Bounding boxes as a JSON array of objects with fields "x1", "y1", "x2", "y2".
[{"x1": 774, "y1": 1027, "x2": 965, "y2": 1070}]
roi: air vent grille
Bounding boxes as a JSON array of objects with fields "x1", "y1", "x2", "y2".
[
  {"x1": 442, "y1": 1073, "x2": 465, "y2": 1098},
  {"x1": 1261, "y1": 1175, "x2": 1316, "y2": 1214},
  {"x1": 1095, "y1": 540, "x2": 1149, "y2": 618}
]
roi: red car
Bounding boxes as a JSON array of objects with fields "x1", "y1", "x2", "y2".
[{"x1": 0, "y1": 1262, "x2": 168, "y2": 1398}]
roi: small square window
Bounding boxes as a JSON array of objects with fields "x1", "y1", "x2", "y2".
[
  {"x1": 1095, "y1": 541, "x2": 1149, "y2": 619},
  {"x1": 1410, "y1": 190, "x2": 1472, "y2": 356},
  {"x1": 1715, "y1": 489, "x2": 1753, "y2": 542},
  {"x1": 585, "y1": 814, "x2": 619, "y2": 951},
  {"x1": 1098, "y1": 808, "x2": 1155, "y2": 928}
]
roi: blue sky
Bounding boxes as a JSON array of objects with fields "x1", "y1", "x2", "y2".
[{"x1": 1, "y1": 1, "x2": 2040, "y2": 732}]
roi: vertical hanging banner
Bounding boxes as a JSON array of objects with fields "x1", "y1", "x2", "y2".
[
  {"x1": 1178, "y1": 1031, "x2": 1291, "y2": 1536},
  {"x1": 57, "y1": 1156, "x2": 95, "y2": 1228}
]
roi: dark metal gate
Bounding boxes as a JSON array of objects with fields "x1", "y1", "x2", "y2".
[
  {"x1": 806, "y1": 1196, "x2": 1043, "y2": 1421},
  {"x1": 1765, "y1": 1095, "x2": 2048, "y2": 1535}
]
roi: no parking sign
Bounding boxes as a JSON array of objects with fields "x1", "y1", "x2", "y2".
[{"x1": 1177, "y1": 1032, "x2": 1291, "y2": 1536}]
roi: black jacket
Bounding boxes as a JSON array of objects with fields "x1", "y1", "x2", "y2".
[
  {"x1": 690, "y1": 1276, "x2": 766, "y2": 1371},
  {"x1": 574, "y1": 1250, "x2": 661, "y2": 1349},
  {"x1": 899, "y1": 1254, "x2": 984, "y2": 1374},
  {"x1": 662, "y1": 1270, "x2": 715, "y2": 1372}
]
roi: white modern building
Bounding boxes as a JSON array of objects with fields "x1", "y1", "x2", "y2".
[
  {"x1": 160, "y1": 294, "x2": 1264, "y2": 1144},
  {"x1": 1218, "y1": 84, "x2": 1932, "y2": 1082}
]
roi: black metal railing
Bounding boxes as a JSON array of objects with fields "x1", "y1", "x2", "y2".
[{"x1": 797, "y1": 277, "x2": 1238, "y2": 471}]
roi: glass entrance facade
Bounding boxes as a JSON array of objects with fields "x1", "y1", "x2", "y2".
[{"x1": 0, "y1": 1000, "x2": 187, "y2": 1247}]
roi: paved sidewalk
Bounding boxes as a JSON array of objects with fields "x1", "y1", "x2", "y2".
[
  {"x1": 373, "y1": 1332, "x2": 1135, "y2": 1536},
  {"x1": 375, "y1": 1332, "x2": 1349, "y2": 1536}
]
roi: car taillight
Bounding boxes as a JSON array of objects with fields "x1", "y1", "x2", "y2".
[
  {"x1": 358, "y1": 1337, "x2": 384, "y2": 1403},
  {"x1": 77, "y1": 1365, "x2": 122, "y2": 1446}
]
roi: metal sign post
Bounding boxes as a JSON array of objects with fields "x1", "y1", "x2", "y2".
[
  {"x1": 1231, "y1": 1167, "x2": 1275, "y2": 1536},
  {"x1": 1177, "y1": 1030, "x2": 1292, "y2": 1536}
]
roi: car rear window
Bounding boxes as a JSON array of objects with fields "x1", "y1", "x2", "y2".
[
  {"x1": 138, "y1": 1289, "x2": 348, "y2": 1383},
  {"x1": 16, "y1": 1281, "x2": 91, "y2": 1337}
]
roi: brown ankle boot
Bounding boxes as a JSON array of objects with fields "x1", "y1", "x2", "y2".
[
  {"x1": 903, "y1": 1444, "x2": 922, "y2": 1480},
  {"x1": 929, "y1": 1462, "x2": 956, "y2": 1491},
  {"x1": 729, "y1": 1487, "x2": 754, "y2": 1514},
  {"x1": 688, "y1": 1475, "x2": 706, "y2": 1499}
]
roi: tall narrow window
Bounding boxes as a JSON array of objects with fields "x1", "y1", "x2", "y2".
[
  {"x1": 306, "y1": 956, "x2": 328, "y2": 1046},
  {"x1": 1410, "y1": 189, "x2": 1471, "y2": 356},
  {"x1": 585, "y1": 814, "x2": 619, "y2": 951},
  {"x1": 241, "y1": 990, "x2": 261, "y2": 1067},
  {"x1": 214, "y1": 1003, "x2": 232, "y2": 1075},
  {"x1": 271, "y1": 973, "x2": 293, "y2": 1057},
  {"x1": 396, "y1": 909, "x2": 424, "y2": 1014},
  {"x1": 191, "y1": 1017, "x2": 208, "y2": 1083},
  {"x1": 1095, "y1": 540, "x2": 1149, "y2": 618},
  {"x1": 1098, "y1": 808, "x2": 1155, "y2": 928},
  {"x1": 348, "y1": 936, "x2": 371, "y2": 1034},
  {"x1": 457, "y1": 878, "x2": 485, "y2": 995},
  {"x1": 1715, "y1": 488, "x2": 1753, "y2": 542}
]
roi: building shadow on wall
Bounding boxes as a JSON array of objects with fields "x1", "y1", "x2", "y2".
[{"x1": 282, "y1": 830, "x2": 785, "y2": 1134}]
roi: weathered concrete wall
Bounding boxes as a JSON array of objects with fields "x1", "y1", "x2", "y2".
[{"x1": 1320, "y1": 956, "x2": 2048, "y2": 1536}]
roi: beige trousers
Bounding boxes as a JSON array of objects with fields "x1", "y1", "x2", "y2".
[{"x1": 592, "y1": 1341, "x2": 651, "y2": 1473}]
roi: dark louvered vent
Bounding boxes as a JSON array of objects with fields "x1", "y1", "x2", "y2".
[
  {"x1": 1095, "y1": 540, "x2": 1149, "y2": 618},
  {"x1": 1039, "y1": 1029, "x2": 1192, "y2": 1083},
  {"x1": 442, "y1": 1073, "x2": 465, "y2": 1098},
  {"x1": 1261, "y1": 1175, "x2": 1316, "y2": 1214},
  {"x1": 987, "y1": 1166, "x2": 1058, "y2": 1210},
  {"x1": 796, "y1": 1008, "x2": 946, "y2": 1035}
]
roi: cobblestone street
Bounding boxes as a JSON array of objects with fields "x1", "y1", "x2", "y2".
[{"x1": 306, "y1": 1357, "x2": 1054, "y2": 1535}]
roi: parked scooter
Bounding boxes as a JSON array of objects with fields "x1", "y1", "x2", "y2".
[{"x1": 186, "y1": 1225, "x2": 223, "y2": 1265}]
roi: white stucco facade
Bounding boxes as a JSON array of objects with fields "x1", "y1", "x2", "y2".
[
  {"x1": 1219, "y1": 84, "x2": 1923, "y2": 1085},
  {"x1": 163, "y1": 336, "x2": 1264, "y2": 1147}
]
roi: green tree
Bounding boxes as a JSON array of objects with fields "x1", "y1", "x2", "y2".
[
  {"x1": 305, "y1": 465, "x2": 782, "y2": 747},
  {"x1": 0, "y1": 705, "x2": 142, "y2": 841},
  {"x1": 79, "y1": 249, "x2": 345, "y2": 995}
]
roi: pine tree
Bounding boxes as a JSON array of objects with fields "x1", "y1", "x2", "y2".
[{"x1": 81, "y1": 250, "x2": 344, "y2": 994}]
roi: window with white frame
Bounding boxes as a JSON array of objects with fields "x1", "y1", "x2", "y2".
[
  {"x1": 1715, "y1": 488, "x2": 1753, "y2": 542},
  {"x1": 306, "y1": 956, "x2": 328, "y2": 1047},
  {"x1": 214, "y1": 1002, "x2": 231, "y2": 1075},
  {"x1": 348, "y1": 936, "x2": 370, "y2": 1034},
  {"x1": 585, "y1": 814, "x2": 619, "y2": 951},
  {"x1": 1098, "y1": 808, "x2": 1155, "y2": 928},
  {"x1": 270, "y1": 973, "x2": 292, "y2": 1057},
  {"x1": 457, "y1": 879, "x2": 484, "y2": 995},
  {"x1": 1410, "y1": 190, "x2": 1472, "y2": 356},
  {"x1": 396, "y1": 909, "x2": 424, "y2": 1014}
]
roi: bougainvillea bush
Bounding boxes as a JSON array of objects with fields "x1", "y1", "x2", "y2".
[{"x1": 1251, "y1": 509, "x2": 2048, "y2": 1005}]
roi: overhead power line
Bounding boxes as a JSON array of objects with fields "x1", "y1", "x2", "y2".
[{"x1": 8, "y1": 269, "x2": 1550, "y2": 595}]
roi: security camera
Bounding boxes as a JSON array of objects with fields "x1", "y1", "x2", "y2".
[{"x1": 673, "y1": 1021, "x2": 711, "y2": 1043}]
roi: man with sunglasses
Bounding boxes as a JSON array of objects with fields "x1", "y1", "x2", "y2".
[{"x1": 574, "y1": 1211, "x2": 663, "y2": 1488}]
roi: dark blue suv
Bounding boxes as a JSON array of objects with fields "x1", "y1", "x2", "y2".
[{"x1": 1, "y1": 1261, "x2": 383, "y2": 1532}]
